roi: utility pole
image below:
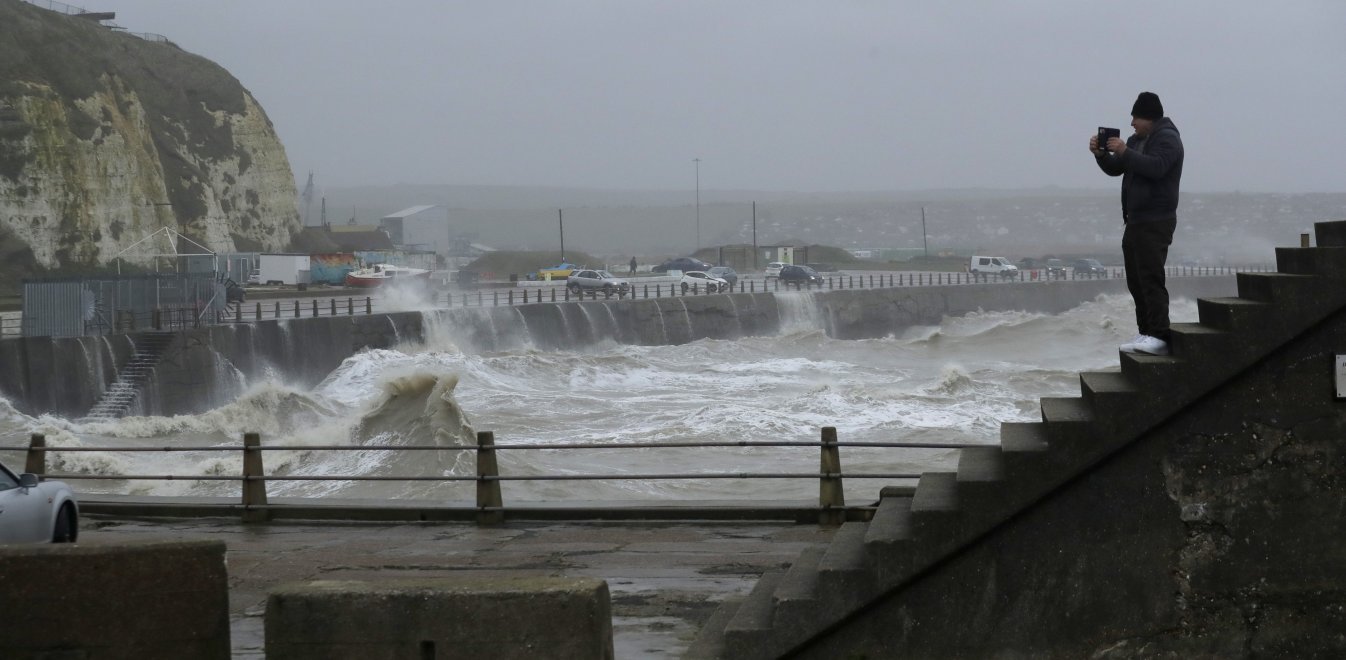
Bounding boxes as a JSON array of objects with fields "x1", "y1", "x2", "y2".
[
  {"x1": 921, "y1": 205, "x2": 929, "y2": 259},
  {"x1": 694, "y1": 158, "x2": 701, "y2": 253},
  {"x1": 752, "y1": 201, "x2": 758, "y2": 270},
  {"x1": 558, "y1": 209, "x2": 565, "y2": 261}
]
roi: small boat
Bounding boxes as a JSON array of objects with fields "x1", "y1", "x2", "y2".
[{"x1": 344, "y1": 264, "x2": 431, "y2": 288}]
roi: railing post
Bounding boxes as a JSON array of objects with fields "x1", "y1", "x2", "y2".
[
  {"x1": 366, "y1": 297, "x2": 372, "y2": 314},
  {"x1": 274, "y1": 302, "x2": 280, "y2": 319},
  {"x1": 330, "y1": 298, "x2": 337, "y2": 316},
  {"x1": 347, "y1": 297, "x2": 354, "y2": 315},
  {"x1": 819, "y1": 426, "x2": 845, "y2": 525},
  {"x1": 294, "y1": 300, "x2": 300, "y2": 318},
  {"x1": 476, "y1": 431, "x2": 504, "y2": 525},
  {"x1": 25, "y1": 433, "x2": 45, "y2": 475},
  {"x1": 241, "y1": 432, "x2": 269, "y2": 522}
]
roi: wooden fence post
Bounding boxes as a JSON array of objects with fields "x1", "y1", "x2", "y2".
[
  {"x1": 25, "y1": 433, "x2": 45, "y2": 475},
  {"x1": 476, "y1": 431, "x2": 504, "y2": 525},
  {"x1": 819, "y1": 426, "x2": 845, "y2": 525},
  {"x1": 241, "y1": 432, "x2": 269, "y2": 522}
]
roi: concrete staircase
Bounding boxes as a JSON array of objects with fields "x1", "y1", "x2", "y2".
[
  {"x1": 83, "y1": 331, "x2": 177, "y2": 419},
  {"x1": 685, "y1": 220, "x2": 1346, "y2": 659}
]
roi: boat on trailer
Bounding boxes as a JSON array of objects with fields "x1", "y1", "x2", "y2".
[{"x1": 344, "y1": 264, "x2": 431, "y2": 288}]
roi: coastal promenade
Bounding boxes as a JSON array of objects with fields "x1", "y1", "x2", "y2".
[{"x1": 77, "y1": 514, "x2": 832, "y2": 658}]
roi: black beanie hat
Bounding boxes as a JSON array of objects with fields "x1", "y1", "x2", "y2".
[{"x1": 1132, "y1": 91, "x2": 1163, "y2": 120}]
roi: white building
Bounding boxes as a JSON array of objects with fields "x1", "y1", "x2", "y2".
[{"x1": 380, "y1": 205, "x2": 447, "y2": 253}]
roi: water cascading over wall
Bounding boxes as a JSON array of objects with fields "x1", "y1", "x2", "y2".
[{"x1": 0, "y1": 278, "x2": 1238, "y2": 418}]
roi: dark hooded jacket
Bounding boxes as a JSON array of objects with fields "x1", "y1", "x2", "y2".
[{"x1": 1095, "y1": 117, "x2": 1183, "y2": 224}]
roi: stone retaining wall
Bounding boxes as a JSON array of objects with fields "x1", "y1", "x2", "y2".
[{"x1": 0, "y1": 277, "x2": 1236, "y2": 417}]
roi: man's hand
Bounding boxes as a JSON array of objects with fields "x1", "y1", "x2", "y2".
[
  {"x1": 1107, "y1": 137, "x2": 1127, "y2": 155},
  {"x1": 1089, "y1": 134, "x2": 1103, "y2": 155}
]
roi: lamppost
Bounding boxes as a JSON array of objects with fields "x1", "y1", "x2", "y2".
[
  {"x1": 921, "y1": 205, "x2": 929, "y2": 259},
  {"x1": 694, "y1": 158, "x2": 701, "y2": 252}
]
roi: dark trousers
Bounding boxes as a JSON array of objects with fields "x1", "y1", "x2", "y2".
[{"x1": 1122, "y1": 218, "x2": 1177, "y2": 342}]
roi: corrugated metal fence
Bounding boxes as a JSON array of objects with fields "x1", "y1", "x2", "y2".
[{"x1": 21, "y1": 273, "x2": 231, "y2": 338}]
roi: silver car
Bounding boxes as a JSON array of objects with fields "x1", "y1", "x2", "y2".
[
  {"x1": 0, "y1": 459, "x2": 78, "y2": 544},
  {"x1": 567, "y1": 269, "x2": 631, "y2": 298}
]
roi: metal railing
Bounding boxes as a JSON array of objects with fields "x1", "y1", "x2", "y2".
[
  {"x1": 2, "y1": 266, "x2": 1261, "y2": 335},
  {"x1": 213, "y1": 265, "x2": 1264, "y2": 324},
  {"x1": 21, "y1": 0, "x2": 174, "y2": 43},
  {"x1": 9, "y1": 429, "x2": 976, "y2": 524}
]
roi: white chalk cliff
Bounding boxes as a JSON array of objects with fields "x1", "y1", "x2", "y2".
[{"x1": 0, "y1": 1, "x2": 300, "y2": 272}]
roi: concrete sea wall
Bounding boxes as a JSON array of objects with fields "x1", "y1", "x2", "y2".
[
  {"x1": 795, "y1": 289, "x2": 1346, "y2": 658},
  {"x1": 0, "y1": 277, "x2": 1235, "y2": 418}
]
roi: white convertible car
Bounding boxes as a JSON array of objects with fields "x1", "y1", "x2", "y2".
[{"x1": 0, "y1": 459, "x2": 78, "y2": 544}]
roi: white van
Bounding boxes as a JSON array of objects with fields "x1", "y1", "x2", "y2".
[{"x1": 968, "y1": 256, "x2": 1019, "y2": 279}]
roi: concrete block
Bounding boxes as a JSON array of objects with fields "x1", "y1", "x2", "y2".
[
  {"x1": 266, "y1": 575, "x2": 614, "y2": 660},
  {"x1": 0, "y1": 540, "x2": 231, "y2": 659}
]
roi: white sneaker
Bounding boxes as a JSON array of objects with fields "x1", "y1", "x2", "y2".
[
  {"x1": 1123, "y1": 335, "x2": 1170, "y2": 356},
  {"x1": 1119, "y1": 334, "x2": 1145, "y2": 352}
]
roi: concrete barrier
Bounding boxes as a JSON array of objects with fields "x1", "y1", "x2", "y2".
[
  {"x1": 0, "y1": 540, "x2": 230, "y2": 659},
  {"x1": 266, "y1": 576, "x2": 614, "y2": 659}
]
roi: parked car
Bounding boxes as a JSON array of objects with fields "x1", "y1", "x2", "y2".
[
  {"x1": 1071, "y1": 258, "x2": 1109, "y2": 277},
  {"x1": 1045, "y1": 258, "x2": 1067, "y2": 279},
  {"x1": 0, "y1": 459, "x2": 78, "y2": 544},
  {"x1": 764, "y1": 262, "x2": 787, "y2": 279},
  {"x1": 653, "y1": 257, "x2": 713, "y2": 273},
  {"x1": 777, "y1": 264, "x2": 825, "y2": 287},
  {"x1": 537, "y1": 262, "x2": 578, "y2": 281},
  {"x1": 680, "y1": 271, "x2": 729, "y2": 293},
  {"x1": 707, "y1": 266, "x2": 738, "y2": 287},
  {"x1": 567, "y1": 269, "x2": 631, "y2": 297},
  {"x1": 968, "y1": 255, "x2": 1020, "y2": 279}
]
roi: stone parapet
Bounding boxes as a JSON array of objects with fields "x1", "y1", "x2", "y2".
[
  {"x1": 265, "y1": 576, "x2": 614, "y2": 659},
  {"x1": 0, "y1": 540, "x2": 230, "y2": 659}
]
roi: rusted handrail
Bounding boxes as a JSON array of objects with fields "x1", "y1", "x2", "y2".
[{"x1": 9, "y1": 428, "x2": 944, "y2": 525}]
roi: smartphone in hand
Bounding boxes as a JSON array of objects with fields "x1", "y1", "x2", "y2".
[{"x1": 1097, "y1": 127, "x2": 1121, "y2": 152}]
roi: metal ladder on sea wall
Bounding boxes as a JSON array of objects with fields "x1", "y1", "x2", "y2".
[{"x1": 82, "y1": 331, "x2": 177, "y2": 420}]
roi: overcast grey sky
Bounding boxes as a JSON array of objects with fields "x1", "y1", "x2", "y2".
[{"x1": 104, "y1": 1, "x2": 1345, "y2": 194}]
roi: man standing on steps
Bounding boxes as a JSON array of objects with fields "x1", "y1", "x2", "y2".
[{"x1": 1090, "y1": 91, "x2": 1184, "y2": 356}]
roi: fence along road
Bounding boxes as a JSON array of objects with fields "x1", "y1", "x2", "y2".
[{"x1": 0, "y1": 265, "x2": 1267, "y2": 337}]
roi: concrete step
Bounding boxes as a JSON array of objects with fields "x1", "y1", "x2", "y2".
[
  {"x1": 814, "y1": 521, "x2": 874, "y2": 606},
  {"x1": 1315, "y1": 220, "x2": 1346, "y2": 248},
  {"x1": 1275, "y1": 246, "x2": 1346, "y2": 278},
  {"x1": 1168, "y1": 322, "x2": 1235, "y2": 359},
  {"x1": 1197, "y1": 297, "x2": 1271, "y2": 331},
  {"x1": 681, "y1": 597, "x2": 742, "y2": 659},
  {"x1": 770, "y1": 546, "x2": 827, "y2": 635},
  {"x1": 721, "y1": 571, "x2": 785, "y2": 658},
  {"x1": 1079, "y1": 370, "x2": 1137, "y2": 419},
  {"x1": 1119, "y1": 352, "x2": 1182, "y2": 393},
  {"x1": 1235, "y1": 271, "x2": 1318, "y2": 303}
]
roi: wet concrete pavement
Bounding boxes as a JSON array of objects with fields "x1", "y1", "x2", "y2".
[{"x1": 78, "y1": 515, "x2": 834, "y2": 658}]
